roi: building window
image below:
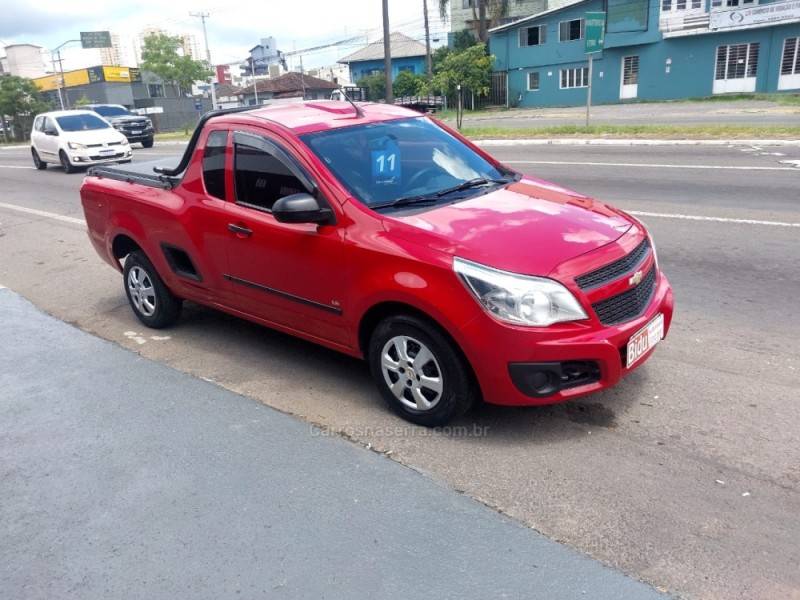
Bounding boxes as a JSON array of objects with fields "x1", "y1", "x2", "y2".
[
  {"x1": 715, "y1": 43, "x2": 759, "y2": 81},
  {"x1": 559, "y1": 19, "x2": 584, "y2": 42},
  {"x1": 560, "y1": 67, "x2": 589, "y2": 89},
  {"x1": 711, "y1": 0, "x2": 757, "y2": 7},
  {"x1": 148, "y1": 83, "x2": 165, "y2": 98},
  {"x1": 462, "y1": 0, "x2": 476, "y2": 7},
  {"x1": 202, "y1": 130, "x2": 228, "y2": 200},
  {"x1": 782, "y1": 38, "x2": 800, "y2": 76},
  {"x1": 398, "y1": 65, "x2": 415, "y2": 73},
  {"x1": 662, "y1": 0, "x2": 702, "y2": 10},
  {"x1": 519, "y1": 25, "x2": 546, "y2": 47},
  {"x1": 622, "y1": 56, "x2": 639, "y2": 85},
  {"x1": 527, "y1": 71, "x2": 540, "y2": 91}
]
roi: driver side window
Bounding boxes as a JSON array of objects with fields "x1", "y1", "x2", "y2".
[{"x1": 234, "y1": 141, "x2": 308, "y2": 212}]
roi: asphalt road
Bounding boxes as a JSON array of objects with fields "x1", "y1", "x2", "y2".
[
  {"x1": 1, "y1": 141, "x2": 799, "y2": 599},
  {"x1": 456, "y1": 99, "x2": 800, "y2": 129},
  {"x1": 0, "y1": 288, "x2": 664, "y2": 600}
]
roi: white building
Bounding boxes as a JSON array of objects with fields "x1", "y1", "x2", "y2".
[{"x1": 2, "y1": 44, "x2": 46, "y2": 78}]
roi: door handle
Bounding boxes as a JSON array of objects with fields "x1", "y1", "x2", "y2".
[{"x1": 228, "y1": 223, "x2": 252, "y2": 237}]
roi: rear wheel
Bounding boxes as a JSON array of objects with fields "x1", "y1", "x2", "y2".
[
  {"x1": 123, "y1": 251, "x2": 182, "y2": 329},
  {"x1": 31, "y1": 148, "x2": 47, "y2": 170},
  {"x1": 59, "y1": 150, "x2": 77, "y2": 174},
  {"x1": 368, "y1": 315, "x2": 477, "y2": 426}
]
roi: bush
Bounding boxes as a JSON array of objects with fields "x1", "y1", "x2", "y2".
[{"x1": 393, "y1": 70, "x2": 425, "y2": 98}]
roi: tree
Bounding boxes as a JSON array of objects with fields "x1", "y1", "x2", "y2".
[
  {"x1": 393, "y1": 70, "x2": 425, "y2": 97},
  {"x1": 0, "y1": 76, "x2": 51, "y2": 142},
  {"x1": 74, "y1": 95, "x2": 92, "y2": 107},
  {"x1": 427, "y1": 44, "x2": 494, "y2": 128},
  {"x1": 356, "y1": 73, "x2": 386, "y2": 102},
  {"x1": 429, "y1": 44, "x2": 493, "y2": 97},
  {"x1": 140, "y1": 33, "x2": 212, "y2": 95}
]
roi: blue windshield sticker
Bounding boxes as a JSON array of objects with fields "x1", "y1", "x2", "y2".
[{"x1": 371, "y1": 139, "x2": 401, "y2": 184}]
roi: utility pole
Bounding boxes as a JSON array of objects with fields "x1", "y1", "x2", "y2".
[
  {"x1": 298, "y1": 54, "x2": 306, "y2": 99},
  {"x1": 423, "y1": 0, "x2": 432, "y2": 78},
  {"x1": 382, "y1": 0, "x2": 393, "y2": 103},
  {"x1": 50, "y1": 39, "x2": 80, "y2": 110},
  {"x1": 190, "y1": 11, "x2": 218, "y2": 110},
  {"x1": 478, "y1": 0, "x2": 488, "y2": 43},
  {"x1": 251, "y1": 59, "x2": 259, "y2": 105}
]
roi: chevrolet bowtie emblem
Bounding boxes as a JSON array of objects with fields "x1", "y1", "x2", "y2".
[{"x1": 628, "y1": 270, "x2": 643, "y2": 286}]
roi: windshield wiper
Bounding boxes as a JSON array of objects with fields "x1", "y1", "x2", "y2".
[
  {"x1": 435, "y1": 176, "x2": 514, "y2": 197},
  {"x1": 371, "y1": 176, "x2": 516, "y2": 211},
  {"x1": 371, "y1": 194, "x2": 441, "y2": 210}
]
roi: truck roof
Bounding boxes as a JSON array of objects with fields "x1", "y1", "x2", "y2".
[{"x1": 216, "y1": 100, "x2": 423, "y2": 136}]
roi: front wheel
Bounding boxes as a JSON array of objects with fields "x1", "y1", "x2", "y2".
[
  {"x1": 368, "y1": 315, "x2": 477, "y2": 427},
  {"x1": 123, "y1": 251, "x2": 182, "y2": 329},
  {"x1": 59, "y1": 150, "x2": 77, "y2": 174},
  {"x1": 31, "y1": 148, "x2": 47, "y2": 170},
  {"x1": 141, "y1": 138, "x2": 154, "y2": 148}
]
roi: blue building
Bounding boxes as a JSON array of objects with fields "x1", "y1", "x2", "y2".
[
  {"x1": 339, "y1": 32, "x2": 427, "y2": 84},
  {"x1": 489, "y1": 0, "x2": 800, "y2": 107}
]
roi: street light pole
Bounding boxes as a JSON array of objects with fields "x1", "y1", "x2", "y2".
[{"x1": 190, "y1": 11, "x2": 218, "y2": 110}]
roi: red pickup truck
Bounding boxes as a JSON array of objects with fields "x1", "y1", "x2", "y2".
[{"x1": 80, "y1": 102, "x2": 673, "y2": 426}]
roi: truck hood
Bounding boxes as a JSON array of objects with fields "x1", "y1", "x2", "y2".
[
  {"x1": 383, "y1": 177, "x2": 633, "y2": 276},
  {"x1": 108, "y1": 115, "x2": 149, "y2": 124}
]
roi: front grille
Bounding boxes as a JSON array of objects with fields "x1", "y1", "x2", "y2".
[
  {"x1": 107, "y1": 141, "x2": 123, "y2": 146},
  {"x1": 575, "y1": 238, "x2": 650, "y2": 290},
  {"x1": 86, "y1": 143, "x2": 103, "y2": 148},
  {"x1": 89, "y1": 152, "x2": 125, "y2": 160},
  {"x1": 592, "y1": 266, "x2": 656, "y2": 325},
  {"x1": 121, "y1": 121, "x2": 149, "y2": 130}
]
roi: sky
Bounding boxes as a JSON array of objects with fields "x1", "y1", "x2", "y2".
[{"x1": 0, "y1": 0, "x2": 449, "y2": 73}]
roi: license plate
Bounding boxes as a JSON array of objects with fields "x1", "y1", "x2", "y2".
[
  {"x1": 131, "y1": 130, "x2": 142, "y2": 135},
  {"x1": 99, "y1": 148, "x2": 115, "y2": 155},
  {"x1": 626, "y1": 313, "x2": 664, "y2": 369}
]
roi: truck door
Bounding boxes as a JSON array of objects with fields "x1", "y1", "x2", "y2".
[{"x1": 221, "y1": 130, "x2": 349, "y2": 347}]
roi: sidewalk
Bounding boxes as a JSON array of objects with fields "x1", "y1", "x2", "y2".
[{"x1": 0, "y1": 288, "x2": 666, "y2": 599}]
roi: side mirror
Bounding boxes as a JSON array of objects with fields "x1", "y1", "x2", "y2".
[
  {"x1": 272, "y1": 193, "x2": 335, "y2": 225},
  {"x1": 44, "y1": 128, "x2": 58, "y2": 136}
]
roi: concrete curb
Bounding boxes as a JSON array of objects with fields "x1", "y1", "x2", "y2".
[{"x1": 474, "y1": 138, "x2": 800, "y2": 147}]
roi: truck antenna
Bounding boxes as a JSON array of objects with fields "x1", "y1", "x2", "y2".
[{"x1": 339, "y1": 88, "x2": 364, "y2": 119}]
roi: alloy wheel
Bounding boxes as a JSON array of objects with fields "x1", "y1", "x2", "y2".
[
  {"x1": 380, "y1": 335, "x2": 444, "y2": 411},
  {"x1": 127, "y1": 266, "x2": 157, "y2": 317}
]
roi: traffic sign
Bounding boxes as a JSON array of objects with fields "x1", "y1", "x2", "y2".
[
  {"x1": 584, "y1": 12, "x2": 606, "y2": 54},
  {"x1": 80, "y1": 31, "x2": 112, "y2": 49}
]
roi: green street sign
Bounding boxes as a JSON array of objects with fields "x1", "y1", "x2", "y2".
[
  {"x1": 584, "y1": 12, "x2": 606, "y2": 54},
  {"x1": 80, "y1": 31, "x2": 112, "y2": 49}
]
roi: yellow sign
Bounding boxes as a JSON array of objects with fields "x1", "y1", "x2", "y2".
[
  {"x1": 32, "y1": 65, "x2": 141, "y2": 91},
  {"x1": 102, "y1": 66, "x2": 132, "y2": 82}
]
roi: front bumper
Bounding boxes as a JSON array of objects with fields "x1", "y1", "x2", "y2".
[
  {"x1": 69, "y1": 147, "x2": 132, "y2": 165},
  {"x1": 459, "y1": 271, "x2": 674, "y2": 406}
]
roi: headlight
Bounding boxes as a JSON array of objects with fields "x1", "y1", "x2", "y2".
[
  {"x1": 453, "y1": 257, "x2": 588, "y2": 326},
  {"x1": 67, "y1": 141, "x2": 87, "y2": 150}
]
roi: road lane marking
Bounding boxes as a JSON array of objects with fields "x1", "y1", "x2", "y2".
[
  {"x1": 629, "y1": 211, "x2": 800, "y2": 228},
  {"x1": 507, "y1": 160, "x2": 798, "y2": 171},
  {"x1": 0, "y1": 202, "x2": 85, "y2": 225},
  {"x1": 0, "y1": 165, "x2": 36, "y2": 169}
]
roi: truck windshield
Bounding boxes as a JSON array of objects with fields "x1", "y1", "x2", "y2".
[
  {"x1": 92, "y1": 105, "x2": 131, "y2": 117},
  {"x1": 56, "y1": 114, "x2": 111, "y2": 132},
  {"x1": 300, "y1": 117, "x2": 507, "y2": 208}
]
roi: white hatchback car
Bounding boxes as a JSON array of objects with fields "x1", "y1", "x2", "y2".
[{"x1": 30, "y1": 110, "x2": 132, "y2": 173}]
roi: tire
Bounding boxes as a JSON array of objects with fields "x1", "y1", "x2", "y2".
[
  {"x1": 59, "y1": 150, "x2": 77, "y2": 174},
  {"x1": 31, "y1": 148, "x2": 47, "y2": 170},
  {"x1": 141, "y1": 138, "x2": 154, "y2": 148},
  {"x1": 368, "y1": 315, "x2": 477, "y2": 427},
  {"x1": 122, "y1": 251, "x2": 182, "y2": 329}
]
